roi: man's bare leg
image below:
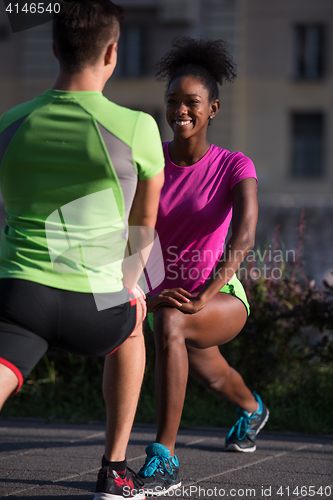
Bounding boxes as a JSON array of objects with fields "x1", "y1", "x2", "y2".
[
  {"x1": 103, "y1": 303, "x2": 145, "y2": 462},
  {"x1": 0, "y1": 364, "x2": 19, "y2": 411}
]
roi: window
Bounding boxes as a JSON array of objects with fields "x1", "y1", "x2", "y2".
[
  {"x1": 159, "y1": 0, "x2": 200, "y2": 24},
  {"x1": 291, "y1": 113, "x2": 324, "y2": 179},
  {"x1": 114, "y1": 26, "x2": 146, "y2": 77},
  {"x1": 293, "y1": 25, "x2": 325, "y2": 80}
]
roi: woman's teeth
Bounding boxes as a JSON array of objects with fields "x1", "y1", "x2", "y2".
[{"x1": 175, "y1": 120, "x2": 192, "y2": 126}]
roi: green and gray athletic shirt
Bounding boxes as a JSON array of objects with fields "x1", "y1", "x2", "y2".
[{"x1": 0, "y1": 89, "x2": 164, "y2": 293}]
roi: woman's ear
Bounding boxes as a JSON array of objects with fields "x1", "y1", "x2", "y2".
[{"x1": 210, "y1": 99, "x2": 220, "y2": 119}]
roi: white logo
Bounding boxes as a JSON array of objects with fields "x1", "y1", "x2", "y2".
[{"x1": 45, "y1": 189, "x2": 164, "y2": 310}]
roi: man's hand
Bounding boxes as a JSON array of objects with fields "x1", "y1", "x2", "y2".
[{"x1": 132, "y1": 284, "x2": 147, "y2": 320}]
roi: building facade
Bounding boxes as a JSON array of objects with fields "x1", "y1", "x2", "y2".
[{"x1": 0, "y1": 0, "x2": 332, "y2": 282}]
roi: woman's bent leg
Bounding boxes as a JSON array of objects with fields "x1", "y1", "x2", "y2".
[
  {"x1": 153, "y1": 307, "x2": 189, "y2": 455},
  {"x1": 153, "y1": 293, "x2": 248, "y2": 455}
]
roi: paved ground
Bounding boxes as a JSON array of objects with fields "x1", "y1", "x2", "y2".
[{"x1": 0, "y1": 417, "x2": 332, "y2": 500}]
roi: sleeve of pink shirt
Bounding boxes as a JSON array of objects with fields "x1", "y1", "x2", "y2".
[{"x1": 229, "y1": 152, "x2": 258, "y2": 191}]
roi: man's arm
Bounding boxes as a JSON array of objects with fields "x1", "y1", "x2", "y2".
[{"x1": 123, "y1": 170, "x2": 164, "y2": 290}]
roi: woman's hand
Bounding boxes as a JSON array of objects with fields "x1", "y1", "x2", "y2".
[
  {"x1": 147, "y1": 289, "x2": 208, "y2": 315},
  {"x1": 172, "y1": 295, "x2": 206, "y2": 314},
  {"x1": 147, "y1": 288, "x2": 194, "y2": 313}
]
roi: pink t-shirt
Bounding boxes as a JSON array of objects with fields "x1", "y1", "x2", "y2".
[{"x1": 147, "y1": 142, "x2": 257, "y2": 294}]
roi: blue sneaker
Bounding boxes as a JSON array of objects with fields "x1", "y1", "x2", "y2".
[
  {"x1": 138, "y1": 443, "x2": 181, "y2": 496},
  {"x1": 225, "y1": 392, "x2": 269, "y2": 452}
]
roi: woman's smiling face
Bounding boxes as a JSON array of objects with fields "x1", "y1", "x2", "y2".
[{"x1": 166, "y1": 75, "x2": 218, "y2": 140}]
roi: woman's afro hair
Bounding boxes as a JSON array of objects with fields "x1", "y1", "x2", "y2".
[{"x1": 155, "y1": 37, "x2": 237, "y2": 101}]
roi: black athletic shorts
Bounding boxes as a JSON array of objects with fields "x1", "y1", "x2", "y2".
[{"x1": 0, "y1": 279, "x2": 137, "y2": 393}]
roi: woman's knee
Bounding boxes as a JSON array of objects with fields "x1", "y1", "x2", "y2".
[{"x1": 153, "y1": 307, "x2": 186, "y2": 348}]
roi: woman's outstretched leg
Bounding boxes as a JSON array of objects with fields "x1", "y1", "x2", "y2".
[
  {"x1": 187, "y1": 343, "x2": 269, "y2": 453},
  {"x1": 187, "y1": 345, "x2": 257, "y2": 412}
]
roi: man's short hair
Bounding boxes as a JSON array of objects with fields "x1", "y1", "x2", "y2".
[{"x1": 53, "y1": 0, "x2": 124, "y2": 73}]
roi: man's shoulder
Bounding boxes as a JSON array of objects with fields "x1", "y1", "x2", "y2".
[
  {"x1": 89, "y1": 96, "x2": 157, "y2": 144},
  {"x1": 0, "y1": 94, "x2": 48, "y2": 133},
  {"x1": 91, "y1": 95, "x2": 149, "y2": 122}
]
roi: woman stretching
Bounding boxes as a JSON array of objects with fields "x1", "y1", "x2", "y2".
[{"x1": 138, "y1": 38, "x2": 269, "y2": 495}]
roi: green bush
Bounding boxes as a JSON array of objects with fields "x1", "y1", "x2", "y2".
[{"x1": 224, "y1": 217, "x2": 333, "y2": 390}]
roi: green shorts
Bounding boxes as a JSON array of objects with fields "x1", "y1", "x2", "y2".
[{"x1": 147, "y1": 274, "x2": 250, "y2": 332}]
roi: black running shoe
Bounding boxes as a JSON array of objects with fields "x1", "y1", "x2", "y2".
[
  {"x1": 94, "y1": 459, "x2": 145, "y2": 500},
  {"x1": 225, "y1": 392, "x2": 269, "y2": 452},
  {"x1": 138, "y1": 443, "x2": 181, "y2": 496}
]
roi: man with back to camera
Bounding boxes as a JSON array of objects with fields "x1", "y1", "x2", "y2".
[{"x1": 0, "y1": 1, "x2": 164, "y2": 498}]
